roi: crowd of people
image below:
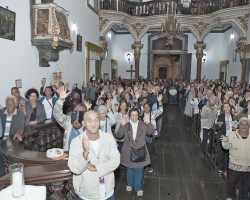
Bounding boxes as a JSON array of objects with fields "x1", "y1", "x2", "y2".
[{"x1": 0, "y1": 76, "x2": 250, "y2": 200}]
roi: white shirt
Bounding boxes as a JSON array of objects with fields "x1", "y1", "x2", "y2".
[
  {"x1": 225, "y1": 115, "x2": 233, "y2": 136},
  {"x1": 87, "y1": 139, "x2": 113, "y2": 200},
  {"x1": 130, "y1": 120, "x2": 139, "y2": 140},
  {"x1": 42, "y1": 98, "x2": 53, "y2": 119}
]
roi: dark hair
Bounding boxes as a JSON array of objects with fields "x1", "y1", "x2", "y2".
[
  {"x1": 45, "y1": 86, "x2": 54, "y2": 96},
  {"x1": 143, "y1": 102, "x2": 151, "y2": 110},
  {"x1": 118, "y1": 99, "x2": 129, "y2": 113},
  {"x1": 243, "y1": 100, "x2": 250, "y2": 114},
  {"x1": 25, "y1": 88, "x2": 39, "y2": 99},
  {"x1": 220, "y1": 102, "x2": 231, "y2": 113},
  {"x1": 11, "y1": 87, "x2": 19, "y2": 91},
  {"x1": 128, "y1": 107, "x2": 139, "y2": 118}
]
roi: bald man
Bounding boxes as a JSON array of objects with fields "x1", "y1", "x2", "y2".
[{"x1": 68, "y1": 110, "x2": 120, "y2": 200}]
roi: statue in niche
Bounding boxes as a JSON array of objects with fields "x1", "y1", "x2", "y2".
[
  {"x1": 56, "y1": 11, "x2": 70, "y2": 39},
  {"x1": 41, "y1": 0, "x2": 54, "y2": 3},
  {"x1": 36, "y1": 9, "x2": 49, "y2": 36}
]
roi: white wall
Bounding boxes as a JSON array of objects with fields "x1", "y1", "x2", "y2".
[
  {"x1": 104, "y1": 33, "x2": 148, "y2": 79},
  {"x1": 186, "y1": 30, "x2": 241, "y2": 83},
  {"x1": 0, "y1": 0, "x2": 99, "y2": 105},
  {"x1": 108, "y1": 30, "x2": 242, "y2": 82}
]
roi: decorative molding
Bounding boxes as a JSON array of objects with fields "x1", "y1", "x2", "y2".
[
  {"x1": 99, "y1": 6, "x2": 250, "y2": 42},
  {"x1": 131, "y1": 23, "x2": 147, "y2": 37},
  {"x1": 192, "y1": 22, "x2": 209, "y2": 36},
  {"x1": 99, "y1": 17, "x2": 109, "y2": 31},
  {"x1": 236, "y1": 14, "x2": 249, "y2": 31}
]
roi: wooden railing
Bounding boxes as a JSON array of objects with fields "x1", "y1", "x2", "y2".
[
  {"x1": 100, "y1": 0, "x2": 249, "y2": 16},
  {"x1": 178, "y1": 95, "x2": 217, "y2": 168},
  {"x1": 21, "y1": 120, "x2": 63, "y2": 152},
  {"x1": 0, "y1": 122, "x2": 76, "y2": 200}
]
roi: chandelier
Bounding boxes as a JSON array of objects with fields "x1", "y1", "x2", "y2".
[
  {"x1": 158, "y1": 15, "x2": 183, "y2": 46},
  {"x1": 181, "y1": 0, "x2": 191, "y2": 8}
]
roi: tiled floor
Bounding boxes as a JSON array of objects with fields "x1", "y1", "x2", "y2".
[{"x1": 114, "y1": 104, "x2": 227, "y2": 200}]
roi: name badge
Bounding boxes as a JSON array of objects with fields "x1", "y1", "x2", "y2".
[{"x1": 99, "y1": 176, "x2": 104, "y2": 184}]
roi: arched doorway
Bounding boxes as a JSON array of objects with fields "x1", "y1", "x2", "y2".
[{"x1": 159, "y1": 67, "x2": 167, "y2": 79}]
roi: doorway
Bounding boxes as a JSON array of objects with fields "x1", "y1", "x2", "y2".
[
  {"x1": 220, "y1": 60, "x2": 229, "y2": 82},
  {"x1": 159, "y1": 67, "x2": 167, "y2": 79}
]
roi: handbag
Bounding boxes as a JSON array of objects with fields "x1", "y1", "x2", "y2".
[
  {"x1": 128, "y1": 128, "x2": 146, "y2": 163},
  {"x1": 130, "y1": 145, "x2": 146, "y2": 163}
]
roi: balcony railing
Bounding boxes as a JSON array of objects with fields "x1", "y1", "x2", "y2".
[{"x1": 100, "y1": 0, "x2": 249, "y2": 16}]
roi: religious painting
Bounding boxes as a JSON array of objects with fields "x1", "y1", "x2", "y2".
[
  {"x1": 230, "y1": 76, "x2": 237, "y2": 87},
  {"x1": 36, "y1": 9, "x2": 49, "y2": 36},
  {"x1": 0, "y1": 6, "x2": 15, "y2": 41},
  {"x1": 15, "y1": 79, "x2": 22, "y2": 88},
  {"x1": 76, "y1": 35, "x2": 82, "y2": 52},
  {"x1": 55, "y1": 11, "x2": 70, "y2": 40}
]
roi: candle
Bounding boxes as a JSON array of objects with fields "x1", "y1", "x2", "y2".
[
  {"x1": 166, "y1": 2, "x2": 169, "y2": 16},
  {"x1": 11, "y1": 171, "x2": 25, "y2": 197},
  {"x1": 171, "y1": 1, "x2": 174, "y2": 14},
  {"x1": 116, "y1": 0, "x2": 118, "y2": 11}
]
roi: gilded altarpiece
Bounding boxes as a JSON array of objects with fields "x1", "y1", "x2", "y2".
[{"x1": 148, "y1": 33, "x2": 191, "y2": 81}]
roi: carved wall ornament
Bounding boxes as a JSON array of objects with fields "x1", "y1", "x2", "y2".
[
  {"x1": 99, "y1": 17, "x2": 109, "y2": 31},
  {"x1": 32, "y1": 3, "x2": 73, "y2": 67},
  {"x1": 237, "y1": 14, "x2": 249, "y2": 31},
  {"x1": 194, "y1": 42, "x2": 206, "y2": 59},
  {"x1": 192, "y1": 22, "x2": 209, "y2": 36},
  {"x1": 132, "y1": 41, "x2": 144, "y2": 59},
  {"x1": 131, "y1": 23, "x2": 147, "y2": 37}
]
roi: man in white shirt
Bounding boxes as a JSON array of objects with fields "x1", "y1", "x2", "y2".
[{"x1": 68, "y1": 110, "x2": 120, "y2": 200}]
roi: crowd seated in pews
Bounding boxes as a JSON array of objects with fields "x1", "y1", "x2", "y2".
[{"x1": 0, "y1": 76, "x2": 250, "y2": 199}]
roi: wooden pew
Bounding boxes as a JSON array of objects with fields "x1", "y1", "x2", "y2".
[{"x1": 0, "y1": 121, "x2": 76, "y2": 200}]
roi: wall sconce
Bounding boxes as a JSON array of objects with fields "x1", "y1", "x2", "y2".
[
  {"x1": 127, "y1": 53, "x2": 131, "y2": 63},
  {"x1": 230, "y1": 32, "x2": 234, "y2": 42},
  {"x1": 202, "y1": 53, "x2": 207, "y2": 63},
  {"x1": 71, "y1": 23, "x2": 77, "y2": 32}
]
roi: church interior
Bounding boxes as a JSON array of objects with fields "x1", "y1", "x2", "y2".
[{"x1": 0, "y1": 0, "x2": 250, "y2": 199}]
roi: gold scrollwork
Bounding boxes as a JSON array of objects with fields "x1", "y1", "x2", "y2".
[
  {"x1": 237, "y1": 14, "x2": 249, "y2": 31},
  {"x1": 192, "y1": 21, "x2": 209, "y2": 36},
  {"x1": 99, "y1": 17, "x2": 109, "y2": 31},
  {"x1": 131, "y1": 23, "x2": 147, "y2": 37}
]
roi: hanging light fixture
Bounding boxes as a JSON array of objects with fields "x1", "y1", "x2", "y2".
[
  {"x1": 127, "y1": 53, "x2": 131, "y2": 63},
  {"x1": 158, "y1": 15, "x2": 183, "y2": 46}
]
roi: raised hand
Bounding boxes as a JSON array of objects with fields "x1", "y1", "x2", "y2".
[
  {"x1": 13, "y1": 133, "x2": 23, "y2": 142},
  {"x1": 41, "y1": 79, "x2": 45, "y2": 87},
  {"x1": 135, "y1": 91, "x2": 141, "y2": 100},
  {"x1": 112, "y1": 90, "x2": 116, "y2": 97},
  {"x1": 220, "y1": 135, "x2": 228, "y2": 142},
  {"x1": 100, "y1": 90, "x2": 105, "y2": 97},
  {"x1": 118, "y1": 87, "x2": 124, "y2": 94},
  {"x1": 106, "y1": 100, "x2": 112, "y2": 110},
  {"x1": 157, "y1": 94, "x2": 163, "y2": 102},
  {"x1": 121, "y1": 118, "x2": 128, "y2": 126},
  {"x1": 84, "y1": 100, "x2": 92, "y2": 110},
  {"x1": 82, "y1": 135, "x2": 89, "y2": 160},
  {"x1": 59, "y1": 86, "x2": 71, "y2": 100}
]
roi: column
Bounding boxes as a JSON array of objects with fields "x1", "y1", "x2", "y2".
[
  {"x1": 132, "y1": 41, "x2": 144, "y2": 79},
  {"x1": 194, "y1": 41, "x2": 206, "y2": 81},
  {"x1": 99, "y1": 36, "x2": 108, "y2": 61},
  {"x1": 236, "y1": 39, "x2": 246, "y2": 83},
  {"x1": 99, "y1": 36, "x2": 108, "y2": 78}
]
